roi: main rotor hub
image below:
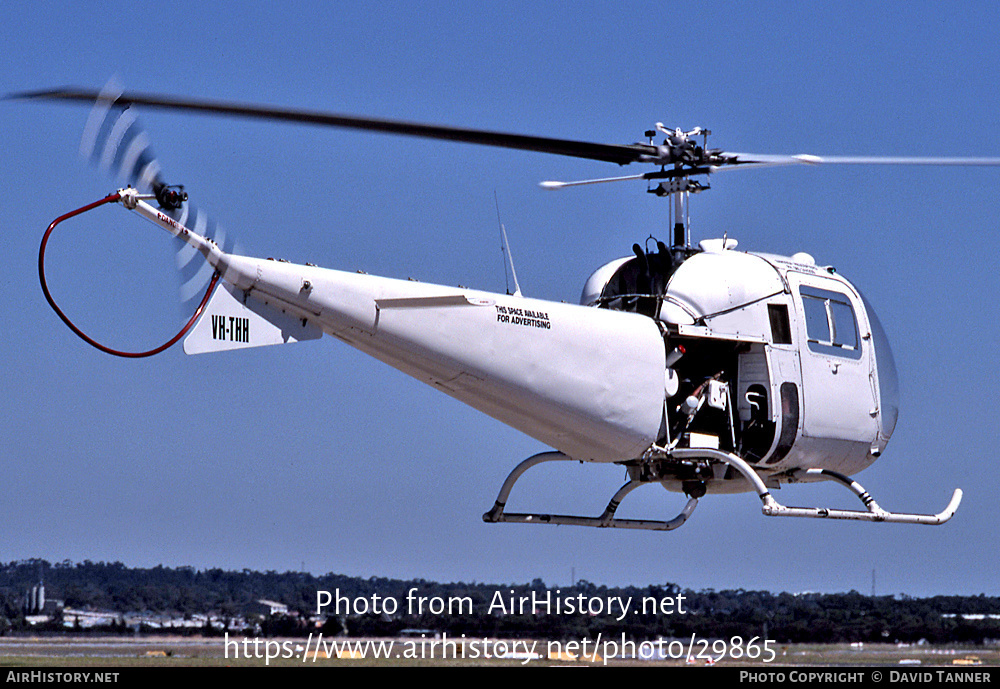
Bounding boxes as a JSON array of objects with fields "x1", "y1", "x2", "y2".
[{"x1": 641, "y1": 124, "x2": 733, "y2": 172}]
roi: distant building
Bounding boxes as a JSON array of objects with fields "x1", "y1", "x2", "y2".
[
  {"x1": 24, "y1": 583, "x2": 44, "y2": 614},
  {"x1": 24, "y1": 583, "x2": 63, "y2": 617}
]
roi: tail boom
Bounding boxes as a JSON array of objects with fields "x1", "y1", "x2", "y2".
[{"x1": 122, "y1": 188, "x2": 666, "y2": 462}]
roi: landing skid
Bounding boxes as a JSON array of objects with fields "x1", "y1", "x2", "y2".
[
  {"x1": 671, "y1": 449, "x2": 963, "y2": 525},
  {"x1": 482, "y1": 452, "x2": 699, "y2": 531},
  {"x1": 483, "y1": 449, "x2": 962, "y2": 531}
]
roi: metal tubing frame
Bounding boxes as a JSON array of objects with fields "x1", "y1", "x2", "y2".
[{"x1": 483, "y1": 452, "x2": 698, "y2": 531}]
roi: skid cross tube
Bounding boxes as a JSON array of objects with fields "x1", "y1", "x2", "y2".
[
  {"x1": 671, "y1": 448, "x2": 962, "y2": 525},
  {"x1": 483, "y1": 451, "x2": 698, "y2": 531}
]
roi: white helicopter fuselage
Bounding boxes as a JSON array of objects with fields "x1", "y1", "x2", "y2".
[
  {"x1": 46, "y1": 190, "x2": 952, "y2": 529},
  {"x1": 152, "y1": 184, "x2": 897, "y2": 496}
]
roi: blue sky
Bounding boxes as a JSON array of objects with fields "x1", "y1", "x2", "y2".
[{"x1": 2, "y1": 1, "x2": 998, "y2": 597}]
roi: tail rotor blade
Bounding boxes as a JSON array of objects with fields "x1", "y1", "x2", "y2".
[
  {"x1": 81, "y1": 83, "x2": 164, "y2": 191},
  {"x1": 79, "y1": 81, "x2": 122, "y2": 162}
]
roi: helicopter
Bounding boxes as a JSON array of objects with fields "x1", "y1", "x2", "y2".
[{"x1": 18, "y1": 86, "x2": 992, "y2": 532}]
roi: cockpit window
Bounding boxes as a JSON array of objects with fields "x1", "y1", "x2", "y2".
[
  {"x1": 802, "y1": 296, "x2": 830, "y2": 342},
  {"x1": 829, "y1": 300, "x2": 858, "y2": 349},
  {"x1": 800, "y1": 287, "x2": 862, "y2": 360}
]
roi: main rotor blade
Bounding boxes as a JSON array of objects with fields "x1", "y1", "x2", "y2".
[
  {"x1": 18, "y1": 87, "x2": 1000, "y2": 172},
  {"x1": 540, "y1": 172, "x2": 655, "y2": 188},
  {"x1": 10, "y1": 87, "x2": 655, "y2": 166},
  {"x1": 723, "y1": 152, "x2": 1000, "y2": 167}
]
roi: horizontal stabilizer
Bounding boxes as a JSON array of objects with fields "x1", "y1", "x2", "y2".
[
  {"x1": 376, "y1": 294, "x2": 480, "y2": 309},
  {"x1": 184, "y1": 282, "x2": 322, "y2": 354}
]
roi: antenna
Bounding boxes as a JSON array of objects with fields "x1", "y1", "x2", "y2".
[{"x1": 494, "y1": 192, "x2": 522, "y2": 297}]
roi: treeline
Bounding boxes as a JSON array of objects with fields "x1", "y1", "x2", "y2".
[{"x1": 2, "y1": 559, "x2": 999, "y2": 644}]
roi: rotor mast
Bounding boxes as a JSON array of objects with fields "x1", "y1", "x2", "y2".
[
  {"x1": 673, "y1": 181, "x2": 685, "y2": 248},
  {"x1": 642, "y1": 125, "x2": 713, "y2": 255}
]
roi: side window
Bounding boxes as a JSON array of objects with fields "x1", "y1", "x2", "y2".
[
  {"x1": 799, "y1": 287, "x2": 862, "y2": 360},
  {"x1": 767, "y1": 304, "x2": 792, "y2": 345}
]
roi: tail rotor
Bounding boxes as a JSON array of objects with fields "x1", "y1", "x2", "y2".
[{"x1": 79, "y1": 81, "x2": 238, "y2": 305}]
